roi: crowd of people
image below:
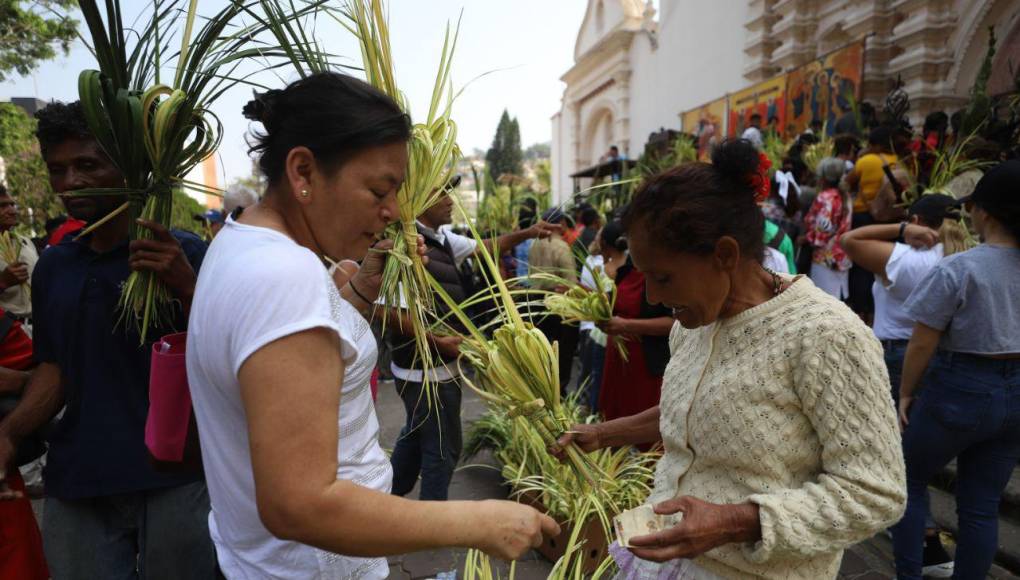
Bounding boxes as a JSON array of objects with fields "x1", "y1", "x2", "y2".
[{"x1": 0, "y1": 69, "x2": 1016, "y2": 580}]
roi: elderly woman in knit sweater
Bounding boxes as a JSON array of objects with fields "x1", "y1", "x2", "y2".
[{"x1": 557, "y1": 139, "x2": 906, "y2": 580}]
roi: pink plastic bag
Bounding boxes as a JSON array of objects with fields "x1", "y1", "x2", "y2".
[{"x1": 144, "y1": 333, "x2": 193, "y2": 463}]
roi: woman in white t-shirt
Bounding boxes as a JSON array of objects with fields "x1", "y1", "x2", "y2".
[
  {"x1": 839, "y1": 193, "x2": 970, "y2": 578},
  {"x1": 186, "y1": 73, "x2": 558, "y2": 580},
  {"x1": 841, "y1": 193, "x2": 971, "y2": 402}
]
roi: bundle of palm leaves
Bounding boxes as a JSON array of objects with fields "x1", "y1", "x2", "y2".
[
  {"x1": 425, "y1": 200, "x2": 607, "y2": 488},
  {"x1": 800, "y1": 127, "x2": 834, "y2": 175},
  {"x1": 761, "y1": 131, "x2": 788, "y2": 175},
  {"x1": 463, "y1": 400, "x2": 656, "y2": 578},
  {"x1": 340, "y1": 0, "x2": 462, "y2": 407},
  {"x1": 463, "y1": 549, "x2": 517, "y2": 580},
  {"x1": 72, "y1": 0, "x2": 331, "y2": 342},
  {"x1": 462, "y1": 497, "x2": 618, "y2": 580},
  {"x1": 534, "y1": 266, "x2": 627, "y2": 360},
  {"x1": 916, "y1": 132, "x2": 994, "y2": 201},
  {"x1": 465, "y1": 399, "x2": 657, "y2": 527},
  {"x1": 538, "y1": 269, "x2": 615, "y2": 326}
]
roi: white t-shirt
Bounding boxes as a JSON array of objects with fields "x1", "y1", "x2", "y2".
[
  {"x1": 187, "y1": 218, "x2": 391, "y2": 580},
  {"x1": 579, "y1": 254, "x2": 605, "y2": 332},
  {"x1": 387, "y1": 222, "x2": 476, "y2": 383},
  {"x1": 872, "y1": 242, "x2": 943, "y2": 340}
]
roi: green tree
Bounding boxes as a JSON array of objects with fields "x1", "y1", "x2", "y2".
[
  {"x1": 524, "y1": 142, "x2": 550, "y2": 160},
  {"x1": 0, "y1": 102, "x2": 61, "y2": 235},
  {"x1": 506, "y1": 117, "x2": 522, "y2": 175},
  {"x1": 0, "y1": 0, "x2": 78, "y2": 82},
  {"x1": 484, "y1": 109, "x2": 523, "y2": 192}
]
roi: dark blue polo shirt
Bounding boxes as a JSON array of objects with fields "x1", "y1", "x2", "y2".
[{"x1": 32, "y1": 230, "x2": 207, "y2": 499}]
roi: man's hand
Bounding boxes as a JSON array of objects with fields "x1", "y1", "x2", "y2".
[
  {"x1": 130, "y1": 220, "x2": 196, "y2": 300},
  {"x1": 628, "y1": 497, "x2": 761, "y2": 562},
  {"x1": 527, "y1": 220, "x2": 562, "y2": 240},
  {"x1": 432, "y1": 335, "x2": 463, "y2": 359},
  {"x1": 0, "y1": 262, "x2": 29, "y2": 290}
]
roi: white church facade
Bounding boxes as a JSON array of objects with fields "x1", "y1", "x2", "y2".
[{"x1": 551, "y1": 0, "x2": 1020, "y2": 204}]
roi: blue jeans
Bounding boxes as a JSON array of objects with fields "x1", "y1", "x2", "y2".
[
  {"x1": 892, "y1": 352, "x2": 1020, "y2": 579},
  {"x1": 390, "y1": 378, "x2": 462, "y2": 501},
  {"x1": 883, "y1": 339, "x2": 909, "y2": 406},
  {"x1": 883, "y1": 340, "x2": 936, "y2": 531},
  {"x1": 43, "y1": 481, "x2": 216, "y2": 580}
]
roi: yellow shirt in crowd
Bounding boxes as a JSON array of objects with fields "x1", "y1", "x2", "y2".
[{"x1": 853, "y1": 152, "x2": 898, "y2": 213}]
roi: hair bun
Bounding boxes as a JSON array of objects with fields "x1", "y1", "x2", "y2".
[
  {"x1": 711, "y1": 139, "x2": 761, "y2": 183},
  {"x1": 711, "y1": 139, "x2": 770, "y2": 201},
  {"x1": 242, "y1": 89, "x2": 283, "y2": 130}
]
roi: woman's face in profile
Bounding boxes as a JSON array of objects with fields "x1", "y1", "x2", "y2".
[
  {"x1": 308, "y1": 141, "x2": 408, "y2": 261},
  {"x1": 628, "y1": 227, "x2": 733, "y2": 329}
]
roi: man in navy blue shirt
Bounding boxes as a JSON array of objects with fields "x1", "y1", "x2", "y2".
[{"x1": 0, "y1": 101, "x2": 216, "y2": 579}]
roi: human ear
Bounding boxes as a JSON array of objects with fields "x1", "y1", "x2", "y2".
[
  {"x1": 284, "y1": 146, "x2": 318, "y2": 204},
  {"x1": 713, "y1": 236, "x2": 741, "y2": 271}
]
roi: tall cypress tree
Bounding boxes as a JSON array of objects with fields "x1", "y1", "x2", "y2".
[
  {"x1": 484, "y1": 109, "x2": 523, "y2": 191},
  {"x1": 506, "y1": 117, "x2": 523, "y2": 176}
]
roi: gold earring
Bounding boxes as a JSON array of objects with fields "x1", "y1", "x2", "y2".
[{"x1": 300, "y1": 189, "x2": 310, "y2": 198}]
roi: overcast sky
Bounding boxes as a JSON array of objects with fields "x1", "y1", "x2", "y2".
[{"x1": 0, "y1": 0, "x2": 587, "y2": 185}]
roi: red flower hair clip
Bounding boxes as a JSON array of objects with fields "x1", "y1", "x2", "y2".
[{"x1": 748, "y1": 152, "x2": 772, "y2": 203}]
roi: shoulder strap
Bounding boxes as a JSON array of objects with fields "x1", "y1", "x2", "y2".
[{"x1": 767, "y1": 228, "x2": 788, "y2": 251}]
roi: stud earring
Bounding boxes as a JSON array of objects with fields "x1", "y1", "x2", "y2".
[{"x1": 300, "y1": 189, "x2": 310, "y2": 198}]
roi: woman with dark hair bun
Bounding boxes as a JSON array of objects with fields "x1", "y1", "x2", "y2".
[
  {"x1": 593, "y1": 221, "x2": 672, "y2": 424},
  {"x1": 558, "y1": 139, "x2": 906, "y2": 579},
  {"x1": 186, "y1": 72, "x2": 558, "y2": 579}
]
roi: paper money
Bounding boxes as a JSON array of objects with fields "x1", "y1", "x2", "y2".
[{"x1": 614, "y1": 504, "x2": 684, "y2": 548}]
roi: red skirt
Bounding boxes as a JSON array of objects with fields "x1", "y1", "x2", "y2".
[{"x1": 598, "y1": 269, "x2": 663, "y2": 422}]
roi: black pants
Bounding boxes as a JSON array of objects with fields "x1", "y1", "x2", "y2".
[
  {"x1": 389, "y1": 378, "x2": 462, "y2": 501},
  {"x1": 848, "y1": 211, "x2": 876, "y2": 316},
  {"x1": 535, "y1": 314, "x2": 579, "y2": 392}
]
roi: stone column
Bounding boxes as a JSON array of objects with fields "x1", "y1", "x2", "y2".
[
  {"x1": 613, "y1": 69, "x2": 632, "y2": 156},
  {"x1": 570, "y1": 100, "x2": 583, "y2": 177}
]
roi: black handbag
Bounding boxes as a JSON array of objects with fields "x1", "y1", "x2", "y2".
[{"x1": 0, "y1": 313, "x2": 47, "y2": 467}]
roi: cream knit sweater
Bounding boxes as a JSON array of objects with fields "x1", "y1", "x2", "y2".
[{"x1": 651, "y1": 276, "x2": 906, "y2": 579}]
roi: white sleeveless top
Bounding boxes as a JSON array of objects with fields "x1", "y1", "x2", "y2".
[{"x1": 187, "y1": 219, "x2": 392, "y2": 579}]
